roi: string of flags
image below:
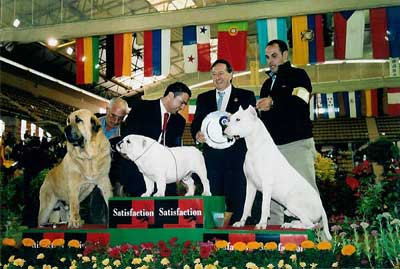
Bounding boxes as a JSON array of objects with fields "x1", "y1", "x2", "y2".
[{"x1": 74, "y1": 6, "x2": 400, "y2": 85}]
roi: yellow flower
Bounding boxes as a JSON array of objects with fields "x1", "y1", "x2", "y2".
[
  {"x1": 52, "y1": 266, "x2": 58, "y2": 269},
  {"x1": 28, "y1": 266, "x2": 35, "y2": 269},
  {"x1": 300, "y1": 240, "x2": 315, "y2": 249},
  {"x1": 317, "y1": 241, "x2": 332, "y2": 250},
  {"x1": 332, "y1": 262, "x2": 339, "y2": 268},
  {"x1": 213, "y1": 261, "x2": 219, "y2": 266},
  {"x1": 247, "y1": 241, "x2": 262, "y2": 250},
  {"x1": 264, "y1": 242, "x2": 278, "y2": 250},
  {"x1": 143, "y1": 255, "x2": 153, "y2": 263},
  {"x1": 194, "y1": 258, "x2": 201, "y2": 264},
  {"x1": 77, "y1": 254, "x2": 82, "y2": 258},
  {"x1": 52, "y1": 239, "x2": 65, "y2": 247},
  {"x1": 283, "y1": 242, "x2": 297, "y2": 252},
  {"x1": 284, "y1": 265, "x2": 292, "y2": 269},
  {"x1": 138, "y1": 266, "x2": 149, "y2": 269},
  {"x1": 68, "y1": 240, "x2": 80, "y2": 248},
  {"x1": 69, "y1": 265, "x2": 77, "y2": 269},
  {"x1": 278, "y1": 260, "x2": 284, "y2": 268},
  {"x1": 37, "y1": 253, "x2": 45, "y2": 260},
  {"x1": 42, "y1": 265, "x2": 51, "y2": 269},
  {"x1": 2, "y1": 238, "x2": 16, "y2": 247},
  {"x1": 8, "y1": 255, "x2": 15, "y2": 262},
  {"x1": 93, "y1": 263, "x2": 97, "y2": 268},
  {"x1": 3, "y1": 264, "x2": 9, "y2": 269},
  {"x1": 310, "y1": 263, "x2": 318, "y2": 269},
  {"x1": 289, "y1": 254, "x2": 297, "y2": 261},
  {"x1": 113, "y1": 259, "x2": 121, "y2": 267},
  {"x1": 233, "y1": 241, "x2": 246, "y2": 251},
  {"x1": 13, "y1": 258, "x2": 25, "y2": 267},
  {"x1": 299, "y1": 262, "x2": 306, "y2": 268},
  {"x1": 125, "y1": 267, "x2": 132, "y2": 269},
  {"x1": 215, "y1": 240, "x2": 228, "y2": 249},
  {"x1": 82, "y1": 256, "x2": 90, "y2": 263},
  {"x1": 183, "y1": 265, "x2": 190, "y2": 269},
  {"x1": 267, "y1": 264, "x2": 274, "y2": 269},
  {"x1": 194, "y1": 264, "x2": 203, "y2": 269},
  {"x1": 161, "y1": 258, "x2": 170, "y2": 265},
  {"x1": 91, "y1": 256, "x2": 97, "y2": 262},
  {"x1": 22, "y1": 238, "x2": 36, "y2": 247},
  {"x1": 246, "y1": 262, "x2": 259, "y2": 269},
  {"x1": 39, "y1": 239, "x2": 51, "y2": 248},
  {"x1": 341, "y1": 244, "x2": 356, "y2": 256},
  {"x1": 204, "y1": 265, "x2": 217, "y2": 269},
  {"x1": 60, "y1": 258, "x2": 66, "y2": 263},
  {"x1": 102, "y1": 258, "x2": 110, "y2": 266},
  {"x1": 132, "y1": 258, "x2": 142, "y2": 265},
  {"x1": 104, "y1": 266, "x2": 112, "y2": 269}
]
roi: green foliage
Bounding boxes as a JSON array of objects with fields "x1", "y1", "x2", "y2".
[{"x1": 366, "y1": 136, "x2": 399, "y2": 165}]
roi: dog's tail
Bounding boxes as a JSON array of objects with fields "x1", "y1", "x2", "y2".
[{"x1": 320, "y1": 206, "x2": 332, "y2": 241}]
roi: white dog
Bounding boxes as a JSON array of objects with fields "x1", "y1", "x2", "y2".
[
  {"x1": 117, "y1": 134, "x2": 212, "y2": 197},
  {"x1": 224, "y1": 106, "x2": 331, "y2": 240}
]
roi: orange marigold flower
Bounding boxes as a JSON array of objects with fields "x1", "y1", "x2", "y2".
[
  {"x1": 215, "y1": 240, "x2": 228, "y2": 249},
  {"x1": 317, "y1": 241, "x2": 332, "y2": 251},
  {"x1": 341, "y1": 244, "x2": 356, "y2": 256},
  {"x1": 68, "y1": 239, "x2": 81, "y2": 248},
  {"x1": 300, "y1": 240, "x2": 315, "y2": 249},
  {"x1": 2, "y1": 238, "x2": 16, "y2": 247},
  {"x1": 284, "y1": 242, "x2": 297, "y2": 252},
  {"x1": 39, "y1": 239, "x2": 51, "y2": 248},
  {"x1": 233, "y1": 241, "x2": 247, "y2": 251},
  {"x1": 264, "y1": 242, "x2": 278, "y2": 251},
  {"x1": 22, "y1": 238, "x2": 36, "y2": 247},
  {"x1": 52, "y1": 238, "x2": 65, "y2": 247},
  {"x1": 247, "y1": 241, "x2": 262, "y2": 250}
]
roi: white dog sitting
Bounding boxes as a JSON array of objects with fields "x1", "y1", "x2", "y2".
[
  {"x1": 224, "y1": 106, "x2": 331, "y2": 240},
  {"x1": 117, "y1": 134, "x2": 212, "y2": 197}
]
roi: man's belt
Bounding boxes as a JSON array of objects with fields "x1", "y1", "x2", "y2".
[{"x1": 292, "y1": 87, "x2": 310, "y2": 104}]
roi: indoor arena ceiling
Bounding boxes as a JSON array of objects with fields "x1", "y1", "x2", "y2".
[{"x1": 0, "y1": 0, "x2": 399, "y2": 103}]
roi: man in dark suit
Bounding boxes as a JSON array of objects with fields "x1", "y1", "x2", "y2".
[
  {"x1": 120, "y1": 82, "x2": 191, "y2": 196},
  {"x1": 191, "y1": 59, "x2": 256, "y2": 223}
]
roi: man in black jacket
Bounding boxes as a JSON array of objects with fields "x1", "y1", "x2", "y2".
[
  {"x1": 120, "y1": 82, "x2": 191, "y2": 196},
  {"x1": 191, "y1": 59, "x2": 256, "y2": 223},
  {"x1": 256, "y1": 39, "x2": 318, "y2": 225}
]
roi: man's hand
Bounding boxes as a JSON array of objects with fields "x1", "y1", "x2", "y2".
[
  {"x1": 256, "y1": 97, "x2": 274, "y2": 111},
  {"x1": 195, "y1": 131, "x2": 206, "y2": 143}
]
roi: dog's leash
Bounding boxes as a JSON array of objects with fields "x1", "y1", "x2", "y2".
[{"x1": 133, "y1": 140, "x2": 158, "y2": 163}]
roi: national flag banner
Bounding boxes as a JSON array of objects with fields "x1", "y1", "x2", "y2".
[
  {"x1": 333, "y1": 10, "x2": 365, "y2": 59},
  {"x1": 291, "y1": 14, "x2": 325, "y2": 66},
  {"x1": 256, "y1": 17, "x2": 287, "y2": 65},
  {"x1": 188, "y1": 99, "x2": 196, "y2": 123},
  {"x1": 343, "y1": 91, "x2": 362, "y2": 118},
  {"x1": 106, "y1": 33, "x2": 133, "y2": 79},
  {"x1": 75, "y1": 36, "x2": 99, "y2": 84},
  {"x1": 217, "y1": 21, "x2": 248, "y2": 71},
  {"x1": 363, "y1": 89, "x2": 379, "y2": 117},
  {"x1": 371, "y1": 7, "x2": 400, "y2": 58},
  {"x1": 183, "y1": 25, "x2": 211, "y2": 73},
  {"x1": 179, "y1": 102, "x2": 189, "y2": 122},
  {"x1": 387, "y1": 88, "x2": 400, "y2": 116},
  {"x1": 144, "y1": 29, "x2": 171, "y2": 77},
  {"x1": 326, "y1": 93, "x2": 339, "y2": 119},
  {"x1": 320, "y1": 93, "x2": 329, "y2": 119},
  {"x1": 337, "y1": 92, "x2": 347, "y2": 117}
]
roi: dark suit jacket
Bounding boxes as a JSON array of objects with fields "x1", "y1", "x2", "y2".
[
  {"x1": 191, "y1": 86, "x2": 256, "y2": 140},
  {"x1": 123, "y1": 99, "x2": 185, "y2": 147}
]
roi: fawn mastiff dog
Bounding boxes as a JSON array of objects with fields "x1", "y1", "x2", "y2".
[
  {"x1": 116, "y1": 134, "x2": 212, "y2": 197},
  {"x1": 224, "y1": 106, "x2": 331, "y2": 240},
  {"x1": 38, "y1": 109, "x2": 112, "y2": 228}
]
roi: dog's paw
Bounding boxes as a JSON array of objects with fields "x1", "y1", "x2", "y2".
[
  {"x1": 185, "y1": 191, "x2": 195, "y2": 196},
  {"x1": 232, "y1": 221, "x2": 245, "y2": 227},
  {"x1": 141, "y1": 193, "x2": 151, "y2": 197},
  {"x1": 255, "y1": 222, "x2": 267, "y2": 230},
  {"x1": 201, "y1": 191, "x2": 212, "y2": 196},
  {"x1": 68, "y1": 217, "x2": 82, "y2": 228},
  {"x1": 282, "y1": 220, "x2": 306, "y2": 229},
  {"x1": 153, "y1": 192, "x2": 165, "y2": 197}
]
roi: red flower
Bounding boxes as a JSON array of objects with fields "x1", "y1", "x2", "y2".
[
  {"x1": 120, "y1": 243, "x2": 130, "y2": 253},
  {"x1": 160, "y1": 247, "x2": 172, "y2": 257},
  {"x1": 131, "y1": 244, "x2": 140, "y2": 256},
  {"x1": 346, "y1": 176, "x2": 360, "y2": 191},
  {"x1": 158, "y1": 240, "x2": 167, "y2": 249},
  {"x1": 183, "y1": 240, "x2": 192, "y2": 248},
  {"x1": 199, "y1": 243, "x2": 213, "y2": 259},
  {"x1": 182, "y1": 248, "x2": 189, "y2": 255},
  {"x1": 140, "y1": 242, "x2": 154, "y2": 250},
  {"x1": 109, "y1": 246, "x2": 121, "y2": 259},
  {"x1": 168, "y1": 237, "x2": 178, "y2": 247},
  {"x1": 83, "y1": 244, "x2": 95, "y2": 256}
]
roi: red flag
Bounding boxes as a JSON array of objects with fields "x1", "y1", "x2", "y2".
[{"x1": 370, "y1": 8, "x2": 390, "y2": 59}]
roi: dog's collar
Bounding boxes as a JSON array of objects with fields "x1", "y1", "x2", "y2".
[{"x1": 134, "y1": 140, "x2": 158, "y2": 163}]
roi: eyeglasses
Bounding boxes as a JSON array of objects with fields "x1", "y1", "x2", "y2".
[{"x1": 108, "y1": 113, "x2": 125, "y2": 121}]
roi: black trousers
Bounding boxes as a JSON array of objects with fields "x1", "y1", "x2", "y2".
[{"x1": 203, "y1": 140, "x2": 247, "y2": 223}]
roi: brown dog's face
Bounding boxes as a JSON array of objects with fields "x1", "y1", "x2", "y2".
[{"x1": 64, "y1": 109, "x2": 101, "y2": 148}]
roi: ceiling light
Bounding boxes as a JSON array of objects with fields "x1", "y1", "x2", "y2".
[
  {"x1": 13, "y1": 18, "x2": 20, "y2": 28},
  {"x1": 66, "y1": 47, "x2": 73, "y2": 55},
  {"x1": 47, "y1": 37, "x2": 58, "y2": 47}
]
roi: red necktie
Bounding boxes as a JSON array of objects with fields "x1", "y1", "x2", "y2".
[{"x1": 160, "y1": 112, "x2": 169, "y2": 145}]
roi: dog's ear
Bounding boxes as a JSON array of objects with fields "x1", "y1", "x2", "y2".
[
  {"x1": 91, "y1": 116, "x2": 101, "y2": 133},
  {"x1": 248, "y1": 105, "x2": 257, "y2": 118},
  {"x1": 238, "y1": 106, "x2": 243, "y2": 111}
]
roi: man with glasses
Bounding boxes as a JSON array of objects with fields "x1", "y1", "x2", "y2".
[
  {"x1": 191, "y1": 59, "x2": 256, "y2": 223},
  {"x1": 120, "y1": 82, "x2": 192, "y2": 196},
  {"x1": 99, "y1": 97, "x2": 129, "y2": 139}
]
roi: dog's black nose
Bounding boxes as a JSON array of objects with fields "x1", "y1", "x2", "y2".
[{"x1": 109, "y1": 136, "x2": 122, "y2": 152}]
